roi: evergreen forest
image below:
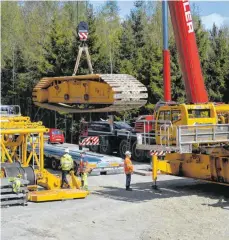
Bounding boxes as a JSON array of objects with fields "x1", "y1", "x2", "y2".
[{"x1": 2, "y1": 1, "x2": 229, "y2": 142}]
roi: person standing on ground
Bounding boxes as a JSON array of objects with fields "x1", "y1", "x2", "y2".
[
  {"x1": 60, "y1": 148, "x2": 73, "y2": 188},
  {"x1": 124, "y1": 151, "x2": 134, "y2": 191},
  {"x1": 78, "y1": 152, "x2": 89, "y2": 189}
]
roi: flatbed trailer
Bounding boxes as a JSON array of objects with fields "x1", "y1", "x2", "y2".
[{"x1": 28, "y1": 142, "x2": 124, "y2": 176}]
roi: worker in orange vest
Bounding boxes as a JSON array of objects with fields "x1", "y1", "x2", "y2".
[
  {"x1": 124, "y1": 151, "x2": 134, "y2": 191},
  {"x1": 78, "y1": 152, "x2": 89, "y2": 188}
]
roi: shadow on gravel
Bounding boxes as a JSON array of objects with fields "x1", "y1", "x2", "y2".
[{"x1": 92, "y1": 178, "x2": 229, "y2": 209}]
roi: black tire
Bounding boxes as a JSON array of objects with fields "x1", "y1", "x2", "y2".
[
  {"x1": 145, "y1": 151, "x2": 152, "y2": 161},
  {"x1": 100, "y1": 139, "x2": 112, "y2": 155},
  {"x1": 118, "y1": 139, "x2": 130, "y2": 159},
  {"x1": 51, "y1": 158, "x2": 59, "y2": 170},
  {"x1": 132, "y1": 141, "x2": 145, "y2": 162},
  {"x1": 89, "y1": 145, "x2": 100, "y2": 153},
  {"x1": 45, "y1": 157, "x2": 52, "y2": 168}
]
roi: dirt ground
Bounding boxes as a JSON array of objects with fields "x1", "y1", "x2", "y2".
[{"x1": 1, "y1": 164, "x2": 229, "y2": 240}]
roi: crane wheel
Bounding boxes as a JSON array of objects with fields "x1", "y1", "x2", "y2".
[
  {"x1": 51, "y1": 158, "x2": 59, "y2": 170},
  {"x1": 100, "y1": 139, "x2": 112, "y2": 155},
  {"x1": 89, "y1": 145, "x2": 99, "y2": 153},
  {"x1": 132, "y1": 141, "x2": 145, "y2": 162},
  {"x1": 119, "y1": 140, "x2": 129, "y2": 159}
]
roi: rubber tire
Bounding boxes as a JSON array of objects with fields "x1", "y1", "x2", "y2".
[
  {"x1": 132, "y1": 141, "x2": 145, "y2": 162},
  {"x1": 100, "y1": 140, "x2": 112, "y2": 155},
  {"x1": 45, "y1": 157, "x2": 52, "y2": 168},
  {"x1": 89, "y1": 145, "x2": 100, "y2": 153},
  {"x1": 51, "y1": 158, "x2": 59, "y2": 170},
  {"x1": 118, "y1": 139, "x2": 129, "y2": 159}
]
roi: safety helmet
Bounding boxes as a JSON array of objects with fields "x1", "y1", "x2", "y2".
[
  {"x1": 125, "y1": 151, "x2": 131, "y2": 156},
  {"x1": 65, "y1": 148, "x2": 69, "y2": 153}
]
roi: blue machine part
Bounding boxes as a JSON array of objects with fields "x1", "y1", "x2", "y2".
[{"x1": 162, "y1": 0, "x2": 169, "y2": 50}]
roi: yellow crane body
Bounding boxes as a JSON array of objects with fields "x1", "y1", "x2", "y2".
[
  {"x1": 154, "y1": 103, "x2": 218, "y2": 145},
  {"x1": 152, "y1": 152, "x2": 229, "y2": 186},
  {"x1": 136, "y1": 103, "x2": 229, "y2": 186}
]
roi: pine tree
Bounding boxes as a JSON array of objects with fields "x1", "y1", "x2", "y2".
[
  {"x1": 95, "y1": 0, "x2": 122, "y2": 73},
  {"x1": 42, "y1": 13, "x2": 74, "y2": 76},
  {"x1": 118, "y1": 19, "x2": 136, "y2": 75},
  {"x1": 205, "y1": 24, "x2": 229, "y2": 101}
]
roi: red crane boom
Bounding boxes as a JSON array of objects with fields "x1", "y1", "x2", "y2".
[{"x1": 168, "y1": 0, "x2": 209, "y2": 103}]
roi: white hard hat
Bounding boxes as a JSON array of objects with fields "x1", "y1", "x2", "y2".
[
  {"x1": 125, "y1": 151, "x2": 131, "y2": 156},
  {"x1": 65, "y1": 148, "x2": 69, "y2": 153}
]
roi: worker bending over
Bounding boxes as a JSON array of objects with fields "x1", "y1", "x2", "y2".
[
  {"x1": 124, "y1": 151, "x2": 134, "y2": 191},
  {"x1": 60, "y1": 148, "x2": 73, "y2": 188}
]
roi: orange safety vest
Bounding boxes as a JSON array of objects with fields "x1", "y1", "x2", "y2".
[
  {"x1": 124, "y1": 157, "x2": 133, "y2": 174},
  {"x1": 79, "y1": 159, "x2": 88, "y2": 173}
]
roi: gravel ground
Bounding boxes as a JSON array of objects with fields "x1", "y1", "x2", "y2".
[{"x1": 1, "y1": 164, "x2": 229, "y2": 240}]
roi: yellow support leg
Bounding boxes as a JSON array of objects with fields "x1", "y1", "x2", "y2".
[{"x1": 152, "y1": 155, "x2": 158, "y2": 189}]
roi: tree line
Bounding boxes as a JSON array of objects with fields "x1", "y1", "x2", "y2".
[{"x1": 1, "y1": 1, "x2": 229, "y2": 142}]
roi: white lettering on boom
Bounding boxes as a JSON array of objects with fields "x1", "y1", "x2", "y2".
[{"x1": 182, "y1": 0, "x2": 194, "y2": 33}]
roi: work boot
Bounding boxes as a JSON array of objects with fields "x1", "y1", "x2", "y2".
[{"x1": 126, "y1": 186, "x2": 132, "y2": 191}]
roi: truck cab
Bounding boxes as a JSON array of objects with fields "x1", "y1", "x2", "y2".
[{"x1": 154, "y1": 103, "x2": 217, "y2": 145}]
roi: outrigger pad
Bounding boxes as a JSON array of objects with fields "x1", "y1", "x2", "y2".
[{"x1": 28, "y1": 189, "x2": 89, "y2": 202}]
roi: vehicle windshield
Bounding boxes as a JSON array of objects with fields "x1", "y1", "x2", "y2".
[
  {"x1": 188, "y1": 109, "x2": 211, "y2": 118},
  {"x1": 52, "y1": 130, "x2": 63, "y2": 135}
]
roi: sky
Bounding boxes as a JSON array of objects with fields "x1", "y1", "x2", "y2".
[{"x1": 91, "y1": 0, "x2": 229, "y2": 30}]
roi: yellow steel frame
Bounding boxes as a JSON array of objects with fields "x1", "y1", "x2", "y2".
[
  {"x1": 1, "y1": 112, "x2": 89, "y2": 202},
  {"x1": 1, "y1": 118, "x2": 47, "y2": 171}
]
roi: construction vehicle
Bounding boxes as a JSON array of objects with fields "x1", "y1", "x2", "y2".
[
  {"x1": 32, "y1": 22, "x2": 148, "y2": 113},
  {"x1": 0, "y1": 105, "x2": 88, "y2": 202},
  {"x1": 136, "y1": 0, "x2": 229, "y2": 186},
  {"x1": 79, "y1": 102, "x2": 227, "y2": 161},
  {"x1": 78, "y1": 118, "x2": 145, "y2": 161}
]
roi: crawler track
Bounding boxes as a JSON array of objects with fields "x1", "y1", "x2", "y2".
[{"x1": 33, "y1": 74, "x2": 148, "y2": 113}]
